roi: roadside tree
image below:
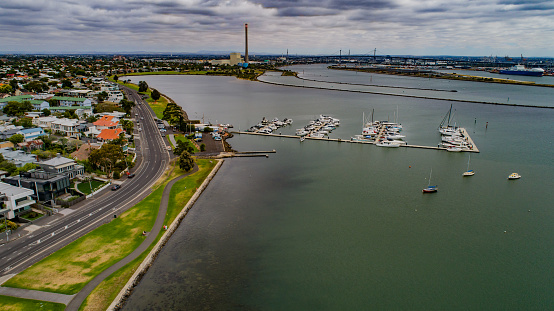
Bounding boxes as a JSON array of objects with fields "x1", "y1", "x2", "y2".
[
  {"x1": 89, "y1": 143, "x2": 124, "y2": 177},
  {"x1": 138, "y1": 81, "x2": 148, "y2": 93},
  {"x1": 179, "y1": 150, "x2": 195, "y2": 172},
  {"x1": 151, "y1": 89, "x2": 161, "y2": 101},
  {"x1": 119, "y1": 99, "x2": 135, "y2": 115}
]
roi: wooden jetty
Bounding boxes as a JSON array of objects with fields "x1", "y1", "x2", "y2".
[{"x1": 230, "y1": 131, "x2": 479, "y2": 153}]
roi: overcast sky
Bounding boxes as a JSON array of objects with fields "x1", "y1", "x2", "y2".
[{"x1": 1, "y1": 0, "x2": 553, "y2": 56}]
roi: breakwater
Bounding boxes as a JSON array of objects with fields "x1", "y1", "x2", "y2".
[{"x1": 258, "y1": 73, "x2": 554, "y2": 109}]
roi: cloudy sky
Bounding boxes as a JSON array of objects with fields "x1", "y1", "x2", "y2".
[{"x1": 1, "y1": 0, "x2": 553, "y2": 56}]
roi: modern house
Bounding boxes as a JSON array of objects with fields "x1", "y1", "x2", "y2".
[
  {"x1": 38, "y1": 155, "x2": 84, "y2": 179},
  {"x1": 4, "y1": 171, "x2": 70, "y2": 203},
  {"x1": 51, "y1": 118, "x2": 82, "y2": 138},
  {"x1": 0, "y1": 182, "x2": 36, "y2": 219}
]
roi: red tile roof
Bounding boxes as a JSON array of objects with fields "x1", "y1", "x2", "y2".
[
  {"x1": 97, "y1": 128, "x2": 123, "y2": 140},
  {"x1": 93, "y1": 115, "x2": 119, "y2": 128}
]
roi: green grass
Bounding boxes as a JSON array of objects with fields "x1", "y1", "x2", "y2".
[
  {"x1": 3, "y1": 183, "x2": 165, "y2": 294},
  {"x1": 109, "y1": 76, "x2": 168, "y2": 120},
  {"x1": 78, "y1": 159, "x2": 216, "y2": 311},
  {"x1": 76, "y1": 180, "x2": 108, "y2": 195},
  {"x1": 174, "y1": 134, "x2": 199, "y2": 153},
  {"x1": 0, "y1": 295, "x2": 65, "y2": 311},
  {"x1": 19, "y1": 212, "x2": 44, "y2": 221}
]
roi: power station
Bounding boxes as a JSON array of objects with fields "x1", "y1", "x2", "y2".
[{"x1": 244, "y1": 23, "x2": 249, "y2": 63}]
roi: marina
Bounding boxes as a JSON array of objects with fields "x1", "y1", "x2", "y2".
[{"x1": 230, "y1": 130, "x2": 479, "y2": 152}]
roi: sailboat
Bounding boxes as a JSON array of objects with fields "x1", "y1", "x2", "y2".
[
  {"x1": 463, "y1": 154, "x2": 474, "y2": 176},
  {"x1": 422, "y1": 169, "x2": 438, "y2": 193}
]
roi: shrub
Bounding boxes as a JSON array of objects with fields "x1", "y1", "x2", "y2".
[
  {"x1": 200, "y1": 143, "x2": 206, "y2": 152},
  {"x1": 113, "y1": 171, "x2": 120, "y2": 179}
]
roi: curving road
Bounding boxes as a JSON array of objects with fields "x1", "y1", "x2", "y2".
[{"x1": 0, "y1": 86, "x2": 169, "y2": 282}]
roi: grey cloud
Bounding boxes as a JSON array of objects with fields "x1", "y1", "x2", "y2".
[{"x1": 276, "y1": 7, "x2": 338, "y2": 16}]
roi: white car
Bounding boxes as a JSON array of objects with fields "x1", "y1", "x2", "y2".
[{"x1": 159, "y1": 128, "x2": 167, "y2": 132}]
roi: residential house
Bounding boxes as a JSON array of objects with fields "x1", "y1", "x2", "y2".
[
  {"x1": 33, "y1": 116, "x2": 59, "y2": 129},
  {"x1": 38, "y1": 154, "x2": 84, "y2": 179},
  {"x1": 70, "y1": 142, "x2": 100, "y2": 161},
  {"x1": 17, "y1": 140, "x2": 44, "y2": 152},
  {"x1": 4, "y1": 171, "x2": 70, "y2": 203},
  {"x1": 18, "y1": 127, "x2": 45, "y2": 141},
  {"x1": 50, "y1": 96, "x2": 92, "y2": 107},
  {"x1": 0, "y1": 182, "x2": 36, "y2": 219},
  {"x1": 0, "y1": 148, "x2": 38, "y2": 167},
  {"x1": 93, "y1": 115, "x2": 120, "y2": 130},
  {"x1": 97, "y1": 128, "x2": 124, "y2": 141},
  {"x1": 0, "y1": 128, "x2": 23, "y2": 141},
  {"x1": 51, "y1": 118, "x2": 81, "y2": 138}
]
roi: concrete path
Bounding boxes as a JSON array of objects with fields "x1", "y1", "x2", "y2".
[
  {"x1": 0, "y1": 286, "x2": 75, "y2": 305},
  {"x1": 65, "y1": 164, "x2": 199, "y2": 310},
  {"x1": 168, "y1": 133, "x2": 177, "y2": 147}
]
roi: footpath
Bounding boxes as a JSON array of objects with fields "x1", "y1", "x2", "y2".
[{"x1": 0, "y1": 164, "x2": 200, "y2": 309}]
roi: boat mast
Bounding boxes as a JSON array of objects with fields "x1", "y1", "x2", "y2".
[{"x1": 428, "y1": 169, "x2": 433, "y2": 187}]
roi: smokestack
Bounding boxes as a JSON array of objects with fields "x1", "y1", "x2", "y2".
[{"x1": 244, "y1": 23, "x2": 249, "y2": 63}]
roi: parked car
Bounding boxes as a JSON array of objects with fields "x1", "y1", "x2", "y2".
[
  {"x1": 127, "y1": 173, "x2": 135, "y2": 178},
  {"x1": 160, "y1": 128, "x2": 166, "y2": 132},
  {"x1": 111, "y1": 184, "x2": 121, "y2": 191}
]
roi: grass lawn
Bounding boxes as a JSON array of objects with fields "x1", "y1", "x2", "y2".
[
  {"x1": 19, "y1": 211, "x2": 44, "y2": 221},
  {"x1": 3, "y1": 159, "x2": 217, "y2": 299},
  {"x1": 79, "y1": 159, "x2": 216, "y2": 311},
  {"x1": 0, "y1": 295, "x2": 65, "y2": 311},
  {"x1": 76, "y1": 180, "x2": 108, "y2": 195},
  {"x1": 174, "y1": 134, "x2": 200, "y2": 153},
  {"x1": 146, "y1": 96, "x2": 167, "y2": 120},
  {"x1": 110, "y1": 76, "x2": 168, "y2": 120}
]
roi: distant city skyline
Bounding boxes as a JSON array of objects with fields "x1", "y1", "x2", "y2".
[{"x1": 1, "y1": 0, "x2": 553, "y2": 57}]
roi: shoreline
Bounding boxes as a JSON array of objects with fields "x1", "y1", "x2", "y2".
[
  {"x1": 109, "y1": 159, "x2": 224, "y2": 311},
  {"x1": 329, "y1": 66, "x2": 554, "y2": 88}
]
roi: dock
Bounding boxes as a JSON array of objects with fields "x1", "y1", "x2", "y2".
[{"x1": 230, "y1": 131, "x2": 479, "y2": 153}]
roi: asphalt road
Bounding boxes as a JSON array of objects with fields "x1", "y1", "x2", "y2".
[{"x1": 0, "y1": 86, "x2": 169, "y2": 279}]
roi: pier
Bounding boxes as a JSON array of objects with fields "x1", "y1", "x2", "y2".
[{"x1": 230, "y1": 131, "x2": 479, "y2": 153}]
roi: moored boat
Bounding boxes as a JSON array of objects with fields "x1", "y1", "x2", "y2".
[{"x1": 508, "y1": 173, "x2": 521, "y2": 180}]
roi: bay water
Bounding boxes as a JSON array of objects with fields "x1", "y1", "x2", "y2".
[{"x1": 123, "y1": 66, "x2": 554, "y2": 310}]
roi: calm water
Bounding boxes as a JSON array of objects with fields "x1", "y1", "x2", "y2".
[{"x1": 123, "y1": 67, "x2": 554, "y2": 310}]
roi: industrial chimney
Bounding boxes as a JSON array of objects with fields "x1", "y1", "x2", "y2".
[{"x1": 244, "y1": 23, "x2": 249, "y2": 63}]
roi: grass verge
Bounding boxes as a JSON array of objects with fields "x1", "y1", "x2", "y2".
[
  {"x1": 2, "y1": 159, "x2": 215, "y2": 299},
  {"x1": 0, "y1": 295, "x2": 65, "y2": 311},
  {"x1": 78, "y1": 159, "x2": 216, "y2": 311},
  {"x1": 3, "y1": 170, "x2": 177, "y2": 294}
]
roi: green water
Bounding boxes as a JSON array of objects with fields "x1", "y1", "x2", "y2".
[{"x1": 122, "y1": 67, "x2": 554, "y2": 310}]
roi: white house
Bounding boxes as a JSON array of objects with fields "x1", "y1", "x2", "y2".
[
  {"x1": 33, "y1": 116, "x2": 59, "y2": 129},
  {"x1": 0, "y1": 182, "x2": 36, "y2": 219},
  {"x1": 51, "y1": 118, "x2": 82, "y2": 138}
]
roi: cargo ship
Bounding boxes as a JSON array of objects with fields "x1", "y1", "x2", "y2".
[{"x1": 499, "y1": 64, "x2": 544, "y2": 76}]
